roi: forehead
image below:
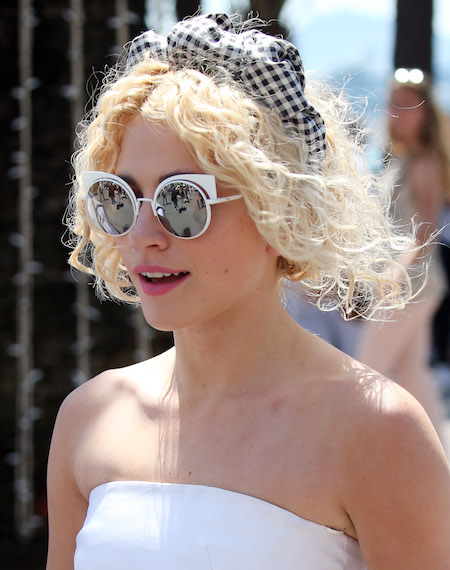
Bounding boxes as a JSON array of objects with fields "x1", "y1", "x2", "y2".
[{"x1": 116, "y1": 116, "x2": 200, "y2": 180}]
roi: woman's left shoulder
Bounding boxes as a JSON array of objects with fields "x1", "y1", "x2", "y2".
[
  {"x1": 316, "y1": 356, "x2": 448, "y2": 498},
  {"x1": 335, "y1": 361, "x2": 443, "y2": 458},
  {"x1": 333, "y1": 362, "x2": 450, "y2": 567}
]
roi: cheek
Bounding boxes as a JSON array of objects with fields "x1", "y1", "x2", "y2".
[
  {"x1": 414, "y1": 108, "x2": 428, "y2": 129},
  {"x1": 199, "y1": 204, "x2": 276, "y2": 283},
  {"x1": 226, "y1": 221, "x2": 273, "y2": 276}
]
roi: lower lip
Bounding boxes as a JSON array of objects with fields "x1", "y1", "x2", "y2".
[{"x1": 137, "y1": 273, "x2": 190, "y2": 296}]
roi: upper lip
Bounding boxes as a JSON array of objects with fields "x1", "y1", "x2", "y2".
[{"x1": 133, "y1": 264, "x2": 188, "y2": 277}]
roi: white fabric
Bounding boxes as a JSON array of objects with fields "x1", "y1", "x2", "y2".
[{"x1": 74, "y1": 481, "x2": 366, "y2": 569}]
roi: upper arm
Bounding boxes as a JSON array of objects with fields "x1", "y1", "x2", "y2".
[
  {"x1": 46, "y1": 393, "x2": 89, "y2": 570},
  {"x1": 342, "y1": 390, "x2": 450, "y2": 569}
]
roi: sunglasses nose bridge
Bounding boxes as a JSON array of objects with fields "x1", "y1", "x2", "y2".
[
  {"x1": 136, "y1": 197, "x2": 156, "y2": 212},
  {"x1": 134, "y1": 197, "x2": 159, "y2": 226},
  {"x1": 128, "y1": 197, "x2": 171, "y2": 247}
]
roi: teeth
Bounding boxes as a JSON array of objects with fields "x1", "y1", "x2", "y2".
[{"x1": 141, "y1": 271, "x2": 181, "y2": 278}]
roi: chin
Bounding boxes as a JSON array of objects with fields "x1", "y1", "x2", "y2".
[
  {"x1": 139, "y1": 306, "x2": 191, "y2": 333},
  {"x1": 141, "y1": 312, "x2": 175, "y2": 332}
]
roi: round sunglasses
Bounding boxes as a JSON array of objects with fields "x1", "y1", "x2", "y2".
[{"x1": 82, "y1": 171, "x2": 242, "y2": 239}]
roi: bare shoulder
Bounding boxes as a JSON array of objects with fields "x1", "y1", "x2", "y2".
[
  {"x1": 329, "y1": 358, "x2": 447, "y2": 477},
  {"x1": 334, "y1": 360, "x2": 450, "y2": 568},
  {"x1": 55, "y1": 346, "x2": 174, "y2": 427},
  {"x1": 48, "y1": 346, "x2": 175, "y2": 490},
  {"x1": 46, "y1": 348, "x2": 175, "y2": 568},
  {"x1": 336, "y1": 362, "x2": 447, "y2": 468}
]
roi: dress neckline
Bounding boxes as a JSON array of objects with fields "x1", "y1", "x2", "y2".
[{"x1": 90, "y1": 480, "x2": 347, "y2": 537}]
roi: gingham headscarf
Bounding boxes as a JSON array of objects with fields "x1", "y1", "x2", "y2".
[{"x1": 127, "y1": 13, "x2": 327, "y2": 161}]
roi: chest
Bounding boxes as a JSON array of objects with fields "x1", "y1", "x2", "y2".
[{"x1": 77, "y1": 390, "x2": 345, "y2": 531}]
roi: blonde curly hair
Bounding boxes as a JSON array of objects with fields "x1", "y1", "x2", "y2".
[{"x1": 67, "y1": 56, "x2": 417, "y2": 318}]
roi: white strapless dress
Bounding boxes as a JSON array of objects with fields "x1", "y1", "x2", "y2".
[{"x1": 74, "y1": 481, "x2": 366, "y2": 569}]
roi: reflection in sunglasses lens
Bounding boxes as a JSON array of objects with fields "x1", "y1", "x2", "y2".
[
  {"x1": 88, "y1": 181, "x2": 134, "y2": 235},
  {"x1": 87, "y1": 179, "x2": 210, "y2": 238},
  {"x1": 156, "y1": 182, "x2": 207, "y2": 238}
]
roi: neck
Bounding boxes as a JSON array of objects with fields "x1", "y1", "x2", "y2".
[
  {"x1": 171, "y1": 285, "x2": 303, "y2": 401},
  {"x1": 394, "y1": 136, "x2": 425, "y2": 158}
]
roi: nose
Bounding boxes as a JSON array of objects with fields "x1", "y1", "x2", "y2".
[{"x1": 127, "y1": 200, "x2": 170, "y2": 250}]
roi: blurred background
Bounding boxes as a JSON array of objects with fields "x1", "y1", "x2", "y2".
[{"x1": 1, "y1": 0, "x2": 449, "y2": 567}]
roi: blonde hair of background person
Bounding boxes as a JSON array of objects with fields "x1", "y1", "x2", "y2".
[
  {"x1": 357, "y1": 69, "x2": 450, "y2": 439},
  {"x1": 47, "y1": 14, "x2": 450, "y2": 570}
]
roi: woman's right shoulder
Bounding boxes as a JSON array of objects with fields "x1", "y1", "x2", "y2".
[{"x1": 56, "y1": 347, "x2": 175, "y2": 428}]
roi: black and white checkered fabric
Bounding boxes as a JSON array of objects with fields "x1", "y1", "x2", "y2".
[{"x1": 127, "y1": 13, "x2": 327, "y2": 160}]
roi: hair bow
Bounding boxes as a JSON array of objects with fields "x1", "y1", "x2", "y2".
[{"x1": 127, "y1": 13, "x2": 327, "y2": 160}]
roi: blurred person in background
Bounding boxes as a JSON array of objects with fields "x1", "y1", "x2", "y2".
[{"x1": 358, "y1": 68, "x2": 450, "y2": 440}]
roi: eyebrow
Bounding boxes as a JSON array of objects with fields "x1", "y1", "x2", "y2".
[
  {"x1": 117, "y1": 174, "x2": 141, "y2": 194},
  {"x1": 115, "y1": 171, "x2": 201, "y2": 194}
]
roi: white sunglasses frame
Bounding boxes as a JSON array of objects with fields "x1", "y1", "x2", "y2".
[{"x1": 82, "y1": 171, "x2": 242, "y2": 239}]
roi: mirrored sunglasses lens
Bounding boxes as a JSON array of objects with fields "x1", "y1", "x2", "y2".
[
  {"x1": 155, "y1": 181, "x2": 207, "y2": 238},
  {"x1": 86, "y1": 180, "x2": 134, "y2": 235}
]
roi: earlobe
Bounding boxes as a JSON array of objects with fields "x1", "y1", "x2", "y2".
[{"x1": 266, "y1": 244, "x2": 280, "y2": 257}]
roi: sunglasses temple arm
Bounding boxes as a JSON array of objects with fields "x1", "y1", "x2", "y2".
[{"x1": 208, "y1": 195, "x2": 243, "y2": 205}]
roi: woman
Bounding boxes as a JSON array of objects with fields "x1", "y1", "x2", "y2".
[
  {"x1": 47, "y1": 15, "x2": 450, "y2": 570},
  {"x1": 357, "y1": 68, "x2": 450, "y2": 438}
]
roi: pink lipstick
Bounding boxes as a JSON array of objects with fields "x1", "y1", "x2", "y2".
[{"x1": 133, "y1": 265, "x2": 190, "y2": 296}]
